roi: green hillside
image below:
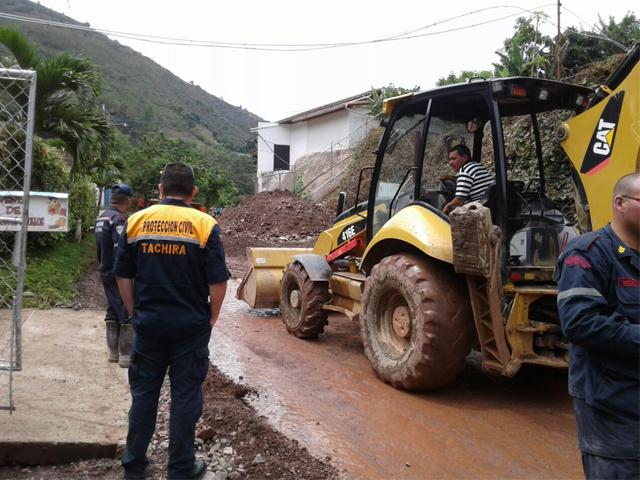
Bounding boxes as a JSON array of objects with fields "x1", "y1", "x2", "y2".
[{"x1": 0, "y1": 0, "x2": 263, "y2": 151}]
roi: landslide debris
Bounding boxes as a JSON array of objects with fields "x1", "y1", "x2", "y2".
[{"x1": 218, "y1": 190, "x2": 335, "y2": 261}]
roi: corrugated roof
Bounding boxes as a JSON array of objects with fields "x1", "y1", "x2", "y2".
[{"x1": 277, "y1": 88, "x2": 381, "y2": 124}]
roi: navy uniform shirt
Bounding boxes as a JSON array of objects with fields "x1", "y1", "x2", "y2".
[
  {"x1": 556, "y1": 224, "x2": 640, "y2": 420},
  {"x1": 95, "y1": 206, "x2": 127, "y2": 283},
  {"x1": 113, "y1": 198, "x2": 229, "y2": 337}
]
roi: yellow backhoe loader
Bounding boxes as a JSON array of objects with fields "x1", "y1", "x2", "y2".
[{"x1": 238, "y1": 44, "x2": 639, "y2": 391}]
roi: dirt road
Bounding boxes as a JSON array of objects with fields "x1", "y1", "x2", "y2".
[{"x1": 215, "y1": 280, "x2": 583, "y2": 480}]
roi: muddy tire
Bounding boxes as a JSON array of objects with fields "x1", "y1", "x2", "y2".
[
  {"x1": 360, "y1": 254, "x2": 474, "y2": 391},
  {"x1": 280, "y1": 262, "x2": 330, "y2": 339}
]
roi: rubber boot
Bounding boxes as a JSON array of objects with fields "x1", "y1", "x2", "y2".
[
  {"x1": 106, "y1": 321, "x2": 120, "y2": 363},
  {"x1": 119, "y1": 323, "x2": 134, "y2": 368}
]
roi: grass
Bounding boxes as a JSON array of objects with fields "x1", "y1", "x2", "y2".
[{"x1": 0, "y1": 236, "x2": 96, "y2": 309}]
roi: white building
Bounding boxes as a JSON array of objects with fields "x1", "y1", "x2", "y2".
[{"x1": 254, "y1": 90, "x2": 380, "y2": 193}]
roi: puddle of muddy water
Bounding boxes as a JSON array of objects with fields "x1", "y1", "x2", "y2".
[
  {"x1": 208, "y1": 327, "x2": 356, "y2": 475},
  {"x1": 246, "y1": 308, "x2": 280, "y2": 317}
]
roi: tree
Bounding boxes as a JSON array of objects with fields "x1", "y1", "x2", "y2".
[
  {"x1": 367, "y1": 84, "x2": 421, "y2": 116},
  {"x1": 124, "y1": 133, "x2": 238, "y2": 208},
  {"x1": 558, "y1": 13, "x2": 639, "y2": 73},
  {"x1": 436, "y1": 70, "x2": 495, "y2": 87},
  {"x1": 90, "y1": 152, "x2": 126, "y2": 215},
  {"x1": 493, "y1": 14, "x2": 553, "y2": 78},
  {"x1": 0, "y1": 26, "x2": 118, "y2": 177}
]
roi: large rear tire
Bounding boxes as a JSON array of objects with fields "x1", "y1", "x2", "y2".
[
  {"x1": 360, "y1": 254, "x2": 474, "y2": 391},
  {"x1": 280, "y1": 262, "x2": 330, "y2": 338}
]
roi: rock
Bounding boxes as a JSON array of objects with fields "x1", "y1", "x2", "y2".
[
  {"x1": 195, "y1": 438, "x2": 205, "y2": 445},
  {"x1": 73, "y1": 303, "x2": 82, "y2": 311},
  {"x1": 23, "y1": 291, "x2": 35, "y2": 298},
  {"x1": 221, "y1": 438, "x2": 229, "y2": 445},
  {"x1": 406, "y1": 462, "x2": 411, "y2": 467},
  {"x1": 545, "y1": 408, "x2": 553, "y2": 414},
  {"x1": 115, "y1": 441, "x2": 127, "y2": 459},
  {"x1": 223, "y1": 446, "x2": 233, "y2": 456},
  {"x1": 228, "y1": 472, "x2": 242, "y2": 480},
  {"x1": 211, "y1": 442, "x2": 222, "y2": 452},
  {"x1": 198, "y1": 427, "x2": 216, "y2": 441},
  {"x1": 251, "y1": 454, "x2": 266, "y2": 465},
  {"x1": 214, "y1": 471, "x2": 226, "y2": 480},
  {"x1": 160, "y1": 440, "x2": 169, "y2": 449}
]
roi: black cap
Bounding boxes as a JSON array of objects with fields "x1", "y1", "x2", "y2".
[{"x1": 112, "y1": 184, "x2": 132, "y2": 197}]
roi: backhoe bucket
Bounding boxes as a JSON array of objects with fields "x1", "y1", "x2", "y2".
[{"x1": 236, "y1": 247, "x2": 313, "y2": 309}]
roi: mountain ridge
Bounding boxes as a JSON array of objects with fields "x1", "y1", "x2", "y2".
[{"x1": 0, "y1": 0, "x2": 263, "y2": 150}]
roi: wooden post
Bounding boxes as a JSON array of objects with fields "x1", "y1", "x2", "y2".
[{"x1": 556, "y1": 0, "x2": 562, "y2": 80}]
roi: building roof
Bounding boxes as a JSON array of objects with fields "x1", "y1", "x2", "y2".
[{"x1": 277, "y1": 88, "x2": 381, "y2": 124}]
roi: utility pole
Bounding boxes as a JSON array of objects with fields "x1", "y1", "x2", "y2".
[{"x1": 556, "y1": 0, "x2": 562, "y2": 80}]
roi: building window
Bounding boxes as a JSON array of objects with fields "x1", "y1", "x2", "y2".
[{"x1": 273, "y1": 144, "x2": 290, "y2": 171}]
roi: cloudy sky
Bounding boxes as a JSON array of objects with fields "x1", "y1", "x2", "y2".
[{"x1": 22, "y1": 0, "x2": 639, "y2": 122}]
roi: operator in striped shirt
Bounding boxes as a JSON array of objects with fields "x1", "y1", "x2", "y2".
[{"x1": 440, "y1": 144, "x2": 495, "y2": 215}]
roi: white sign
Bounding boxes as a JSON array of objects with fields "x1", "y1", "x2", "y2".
[{"x1": 0, "y1": 191, "x2": 69, "y2": 232}]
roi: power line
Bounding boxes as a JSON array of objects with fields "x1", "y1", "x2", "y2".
[
  {"x1": 0, "y1": 5, "x2": 558, "y2": 52},
  {"x1": 559, "y1": 6, "x2": 629, "y2": 51}
]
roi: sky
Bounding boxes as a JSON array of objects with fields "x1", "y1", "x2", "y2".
[{"x1": 17, "y1": 0, "x2": 639, "y2": 122}]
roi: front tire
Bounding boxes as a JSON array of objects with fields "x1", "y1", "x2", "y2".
[
  {"x1": 360, "y1": 254, "x2": 474, "y2": 390},
  {"x1": 280, "y1": 262, "x2": 330, "y2": 338}
]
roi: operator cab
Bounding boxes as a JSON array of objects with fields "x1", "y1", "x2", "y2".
[{"x1": 367, "y1": 77, "x2": 592, "y2": 281}]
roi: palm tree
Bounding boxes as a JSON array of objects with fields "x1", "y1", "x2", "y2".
[{"x1": 0, "y1": 26, "x2": 118, "y2": 177}]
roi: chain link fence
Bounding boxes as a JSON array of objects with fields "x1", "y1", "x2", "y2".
[{"x1": 0, "y1": 68, "x2": 37, "y2": 413}]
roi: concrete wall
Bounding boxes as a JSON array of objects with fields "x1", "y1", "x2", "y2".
[
  {"x1": 290, "y1": 122, "x2": 307, "y2": 168},
  {"x1": 305, "y1": 110, "x2": 351, "y2": 153},
  {"x1": 257, "y1": 122, "x2": 290, "y2": 173},
  {"x1": 256, "y1": 107, "x2": 374, "y2": 193},
  {"x1": 347, "y1": 105, "x2": 373, "y2": 148}
]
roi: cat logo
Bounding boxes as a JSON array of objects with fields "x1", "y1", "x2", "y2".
[{"x1": 580, "y1": 91, "x2": 624, "y2": 176}]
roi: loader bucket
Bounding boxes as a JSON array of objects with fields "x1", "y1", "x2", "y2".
[{"x1": 236, "y1": 247, "x2": 313, "y2": 309}]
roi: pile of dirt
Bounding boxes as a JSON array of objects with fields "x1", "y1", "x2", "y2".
[{"x1": 218, "y1": 190, "x2": 335, "y2": 261}]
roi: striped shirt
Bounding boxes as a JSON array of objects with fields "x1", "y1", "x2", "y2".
[{"x1": 455, "y1": 161, "x2": 495, "y2": 202}]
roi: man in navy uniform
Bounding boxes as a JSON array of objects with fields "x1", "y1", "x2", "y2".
[
  {"x1": 114, "y1": 163, "x2": 228, "y2": 480},
  {"x1": 556, "y1": 172, "x2": 639, "y2": 479},
  {"x1": 95, "y1": 184, "x2": 132, "y2": 367}
]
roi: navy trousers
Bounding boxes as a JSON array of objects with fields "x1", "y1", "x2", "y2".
[
  {"x1": 573, "y1": 398, "x2": 640, "y2": 480},
  {"x1": 102, "y1": 280, "x2": 129, "y2": 323},
  {"x1": 121, "y1": 326, "x2": 212, "y2": 479}
]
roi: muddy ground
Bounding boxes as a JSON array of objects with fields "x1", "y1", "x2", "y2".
[
  {"x1": 0, "y1": 191, "x2": 341, "y2": 480},
  {"x1": 0, "y1": 261, "x2": 338, "y2": 480}
]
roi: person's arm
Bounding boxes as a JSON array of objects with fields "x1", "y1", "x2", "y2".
[
  {"x1": 443, "y1": 197, "x2": 465, "y2": 215},
  {"x1": 204, "y1": 223, "x2": 230, "y2": 327},
  {"x1": 111, "y1": 214, "x2": 126, "y2": 257},
  {"x1": 116, "y1": 277, "x2": 135, "y2": 317},
  {"x1": 112, "y1": 229, "x2": 137, "y2": 317},
  {"x1": 557, "y1": 248, "x2": 640, "y2": 356},
  {"x1": 438, "y1": 174, "x2": 456, "y2": 183},
  {"x1": 209, "y1": 282, "x2": 227, "y2": 327},
  {"x1": 443, "y1": 169, "x2": 473, "y2": 214}
]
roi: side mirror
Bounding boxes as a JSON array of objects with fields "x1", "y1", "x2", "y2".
[{"x1": 336, "y1": 192, "x2": 346, "y2": 217}]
